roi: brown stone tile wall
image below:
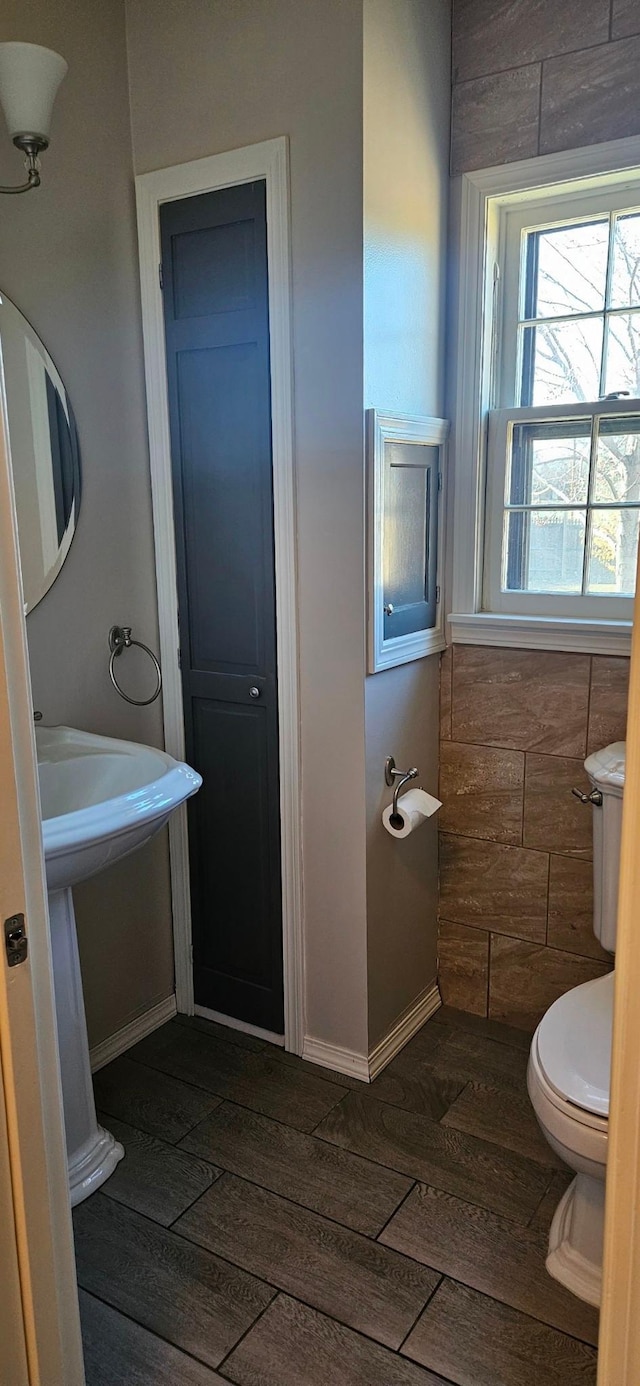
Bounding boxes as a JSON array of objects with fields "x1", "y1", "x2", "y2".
[
  {"x1": 451, "y1": 0, "x2": 640, "y2": 174},
  {"x1": 437, "y1": 647, "x2": 628, "y2": 1029},
  {"x1": 447, "y1": 2, "x2": 636, "y2": 1020}
]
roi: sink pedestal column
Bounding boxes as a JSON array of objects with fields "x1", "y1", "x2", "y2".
[{"x1": 48, "y1": 888, "x2": 124, "y2": 1205}]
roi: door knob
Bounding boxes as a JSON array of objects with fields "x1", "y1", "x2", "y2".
[
  {"x1": 249, "y1": 686, "x2": 261, "y2": 699},
  {"x1": 383, "y1": 603, "x2": 394, "y2": 615}
]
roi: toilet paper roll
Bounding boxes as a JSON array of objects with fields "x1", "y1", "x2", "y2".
[{"x1": 382, "y1": 787, "x2": 442, "y2": 839}]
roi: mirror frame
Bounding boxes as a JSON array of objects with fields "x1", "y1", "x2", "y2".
[{"x1": 0, "y1": 290, "x2": 81, "y2": 614}]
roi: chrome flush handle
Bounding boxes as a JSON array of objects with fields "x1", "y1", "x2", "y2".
[{"x1": 572, "y1": 787, "x2": 603, "y2": 806}]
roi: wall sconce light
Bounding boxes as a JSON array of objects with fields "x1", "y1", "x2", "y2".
[{"x1": 0, "y1": 42, "x2": 67, "y2": 195}]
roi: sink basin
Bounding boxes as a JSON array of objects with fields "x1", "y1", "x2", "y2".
[
  {"x1": 37, "y1": 725, "x2": 201, "y2": 890},
  {"x1": 36, "y1": 725, "x2": 201, "y2": 1206}
]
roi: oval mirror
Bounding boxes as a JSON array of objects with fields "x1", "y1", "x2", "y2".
[{"x1": 0, "y1": 290, "x2": 81, "y2": 613}]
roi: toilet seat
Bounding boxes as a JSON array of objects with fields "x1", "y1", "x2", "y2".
[
  {"x1": 528, "y1": 974, "x2": 612, "y2": 1174},
  {"x1": 528, "y1": 1040, "x2": 608, "y2": 1167},
  {"x1": 536, "y1": 971, "x2": 613, "y2": 1119},
  {"x1": 526, "y1": 970, "x2": 612, "y2": 1175}
]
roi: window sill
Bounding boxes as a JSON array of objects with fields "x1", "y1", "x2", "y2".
[
  {"x1": 447, "y1": 611, "x2": 632, "y2": 657},
  {"x1": 370, "y1": 627, "x2": 446, "y2": 673}
]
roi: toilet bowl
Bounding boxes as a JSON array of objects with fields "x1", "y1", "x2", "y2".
[
  {"x1": 527, "y1": 741, "x2": 623, "y2": 1307},
  {"x1": 528, "y1": 971, "x2": 612, "y2": 1307}
]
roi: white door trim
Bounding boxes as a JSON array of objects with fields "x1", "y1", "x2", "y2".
[
  {"x1": 135, "y1": 137, "x2": 304, "y2": 1053},
  {"x1": 599, "y1": 592, "x2": 640, "y2": 1382},
  {"x1": 0, "y1": 342, "x2": 84, "y2": 1382}
]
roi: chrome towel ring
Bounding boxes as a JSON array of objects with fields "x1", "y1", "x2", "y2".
[{"x1": 108, "y1": 625, "x2": 162, "y2": 706}]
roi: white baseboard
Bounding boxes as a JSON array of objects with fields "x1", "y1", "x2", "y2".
[
  {"x1": 368, "y1": 981, "x2": 442, "y2": 1081},
  {"x1": 194, "y1": 1004, "x2": 285, "y2": 1048},
  {"x1": 302, "y1": 982, "x2": 442, "y2": 1084},
  {"x1": 302, "y1": 1036, "x2": 371, "y2": 1083},
  {"x1": 89, "y1": 986, "x2": 440, "y2": 1081},
  {"x1": 90, "y1": 994, "x2": 177, "y2": 1073}
]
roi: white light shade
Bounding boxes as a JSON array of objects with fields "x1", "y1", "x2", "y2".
[{"x1": 0, "y1": 42, "x2": 67, "y2": 142}]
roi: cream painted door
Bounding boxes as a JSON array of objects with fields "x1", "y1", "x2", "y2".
[
  {"x1": 599, "y1": 578, "x2": 640, "y2": 1383},
  {"x1": 0, "y1": 1053, "x2": 29, "y2": 1385},
  {"x1": 0, "y1": 366, "x2": 84, "y2": 1384}
]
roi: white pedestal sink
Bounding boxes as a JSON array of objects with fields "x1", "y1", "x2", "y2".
[{"x1": 36, "y1": 725, "x2": 201, "y2": 1206}]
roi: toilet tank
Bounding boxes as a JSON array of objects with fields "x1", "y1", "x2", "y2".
[{"x1": 584, "y1": 742, "x2": 626, "y2": 952}]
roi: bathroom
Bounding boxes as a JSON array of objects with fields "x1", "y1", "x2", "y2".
[{"x1": 0, "y1": 0, "x2": 639, "y2": 1382}]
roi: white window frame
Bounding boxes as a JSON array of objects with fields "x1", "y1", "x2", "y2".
[
  {"x1": 484, "y1": 400, "x2": 640, "y2": 620},
  {"x1": 448, "y1": 133, "x2": 640, "y2": 655}
]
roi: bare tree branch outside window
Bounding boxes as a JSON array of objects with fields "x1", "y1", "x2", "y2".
[{"x1": 507, "y1": 213, "x2": 640, "y2": 596}]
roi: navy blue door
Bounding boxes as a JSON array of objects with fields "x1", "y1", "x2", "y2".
[{"x1": 160, "y1": 181, "x2": 283, "y2": 1033}]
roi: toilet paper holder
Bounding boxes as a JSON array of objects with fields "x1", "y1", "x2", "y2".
[{"x1": 385, "y1": 755, "x2": 419, "y2": 821}]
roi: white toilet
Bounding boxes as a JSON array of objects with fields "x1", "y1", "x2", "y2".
[{"x1": 528, "y1": 741, "x2": 625, "y2": 1309}]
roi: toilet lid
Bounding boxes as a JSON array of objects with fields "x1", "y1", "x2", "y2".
[{"x1": 536, "y1": 972, "x2": 614, "y2": 1118}]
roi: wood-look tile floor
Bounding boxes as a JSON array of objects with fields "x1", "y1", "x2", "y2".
[{"x1": 76, "y1": 1006, "x2": 599, "y2": 1385}]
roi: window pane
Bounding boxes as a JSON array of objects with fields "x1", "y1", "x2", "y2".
[
  {"x1": 587, "y1": 507, "x2": 639, "y2": 595},
  {"x1": 504, "y1": 509, "x2": 586, "y2": 592},
  {"x1": 520, "y1": 319, "x2": 603, "y2": 405},
  {"x1": 610, "y1": 212, "x2": 640, "y2": 309},
  {"x1": 593, "y1": 417, "x2": 640, "y2": 502},
  {"x1": 527, "y1": 221, "x2": 608, "y2": 319},
  {"x1": 509, "y1": 420, "x2": 591, "y2": 506},
  {"x1": 603, "y1": 310, "x2": 640, "y2": 397}
]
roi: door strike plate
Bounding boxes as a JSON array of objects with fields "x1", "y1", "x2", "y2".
[{"x1": 4, "y1": 913, "x2": 28, "y2": 967}]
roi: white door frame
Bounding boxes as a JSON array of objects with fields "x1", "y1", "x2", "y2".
[
  {"x1": 599, "y1": 582, "x2": 640, "y2": 1381},
  {"x1": 135, "y1": 137, "x2": 304, "y2": 1053},
  {"x1": 0, "y1": 350, "x2": 84, "y2": 1383}
]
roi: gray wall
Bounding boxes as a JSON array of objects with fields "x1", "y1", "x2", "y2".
[
  {"x1": 126, "y1": 0, "x2": 371, "y2": 1056},
  {"x1": 0, "y1": 0, "x2": 451, "y2": 1060},
  {"x1": 0, "y1": 0, "x2": 174, "y2": 1047},
  {"x1": 364, "y1": 0, "x2": 451, "y2": 1046}
]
